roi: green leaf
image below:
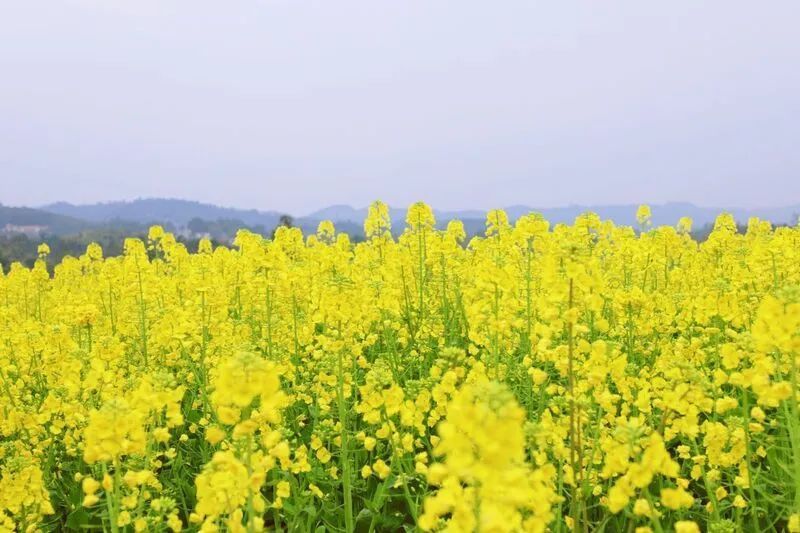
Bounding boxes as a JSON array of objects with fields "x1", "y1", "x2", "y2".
[
  {"x1": 65, "y1": 508, "x2": 90, "y2": 530},
  {"x1": 355, "y1": 507, "x2": 373, "y2": 524}
]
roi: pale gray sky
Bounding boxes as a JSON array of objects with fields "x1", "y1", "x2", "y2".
[{"x1": 1, "y1": 1, "x2": 799, "y2": 215}]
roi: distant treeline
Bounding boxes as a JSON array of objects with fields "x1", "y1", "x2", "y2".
[
  {"x1": 0, "y1": 215, "x2": 766, "y2": 274},
  {"x1": 0, "y1": 230, "x2": 214, "y2": 271},
  {"x1": 0, "y1": 217, "x2": 299, "y2": 271}
]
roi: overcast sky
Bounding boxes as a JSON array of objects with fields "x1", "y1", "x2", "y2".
[{"x1": 1, "y1": 1, "x2": 799, "y2": 215}]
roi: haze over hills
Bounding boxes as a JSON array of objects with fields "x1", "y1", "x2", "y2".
[
  {"x1": 302, "y1": 201, "x2": 800, "y2": 230},
  {"x1": 1, "y1": 197, "x2": 798, "y2": 243},
  {"x1": 1, "y1": 197, "x2": 798, "y2": 267},
  {"x1": 31, "y1": 198, "x2": 800, "y2": 235},
  {"x1": 0, "y1": 204, "x2": 91, "y2": 235},
  {"x1": 43, "y1": 199, "x2": 286, "y2": 228}
]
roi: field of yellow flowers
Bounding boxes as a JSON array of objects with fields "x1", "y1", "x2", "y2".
[{"x1": 1, "y1": 201, "x2": 799, "y2": 533}]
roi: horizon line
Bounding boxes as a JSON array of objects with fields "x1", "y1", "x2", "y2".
[{"x1": 6, "y1": 196, "x2": 798, "y2": 219}]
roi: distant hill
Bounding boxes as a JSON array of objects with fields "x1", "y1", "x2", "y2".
[
  {"x1": 2, "y1": 198, "x2": 796, "y2": 269},
  {"x1": 0, "y1": 204, "x2": 91, "y2": 235},
  {"x1": 43, "y1": 198, "x2": 287, "y2": 228},
  {"x1": 27, "y1": 198, "x2": 800, "y2": 240},
  {"x1": 520, "y1": 202, "x2": 800, "y2": 228},
  {"x1": 304, "y1": 201, "x2": 800, "y2": 233}
]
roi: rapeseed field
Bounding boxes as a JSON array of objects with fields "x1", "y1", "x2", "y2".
[{"x1": 1, "y1": 202, "x2": 799, "y2": 532}]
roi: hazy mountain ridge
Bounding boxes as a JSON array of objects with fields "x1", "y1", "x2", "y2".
[
  {"x1": 43, "y1": 198, "x2": 286, "y2": 228},
  {"x1": 1, "y1": 198, "x2": 797, "y2": 268},
  {"x1": 30, "y1": 198, "x2": 800, "y2": 237},
  {"x1": 304, "y1": 201, "x2": 800, "y2": 229},
  {"x1": 0, "y1": 204, "x2": 91, "y2": 235}
]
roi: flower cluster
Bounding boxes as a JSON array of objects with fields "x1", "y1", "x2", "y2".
[{"x1": 420, "y1": 379, "x2": 558, "y2": 532}]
